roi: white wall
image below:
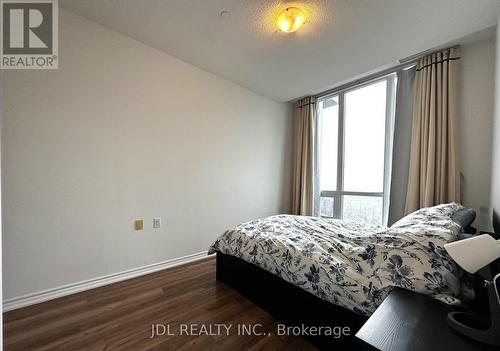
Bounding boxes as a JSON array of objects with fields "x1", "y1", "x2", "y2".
[
  {"x1": 491, "y1": 17, "x2": 500, "y2": 230},
  {"x1": 1, "y1": 9, "x2": 292, "y2": 300},
  {"x1": 460, "y1": 35, "x2": 496, "y2": 230},
  {"x1": 0, "y1": 71, "x2": 3, "y2": 348}
]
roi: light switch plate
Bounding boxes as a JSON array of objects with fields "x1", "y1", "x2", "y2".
[
  {"x1": 134, "y1": 219, "x2": 144, "y2": 230},
  {"x1": 153, "y1": 217, "x2": 161, "y2": 229}
]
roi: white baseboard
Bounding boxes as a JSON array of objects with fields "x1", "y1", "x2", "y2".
[{"x1": 3, "y1": 251, "x2": 212, "y2": 312}]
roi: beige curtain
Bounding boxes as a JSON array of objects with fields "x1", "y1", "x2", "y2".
[
  {"x1": 292, "y1": 97, "x2": 316, "y2": 215},
  {"x1": 405, "y1": 47, "x2": 461, "y2": 214}
]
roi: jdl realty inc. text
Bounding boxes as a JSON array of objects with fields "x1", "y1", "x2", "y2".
[{"x1": 150, "y1": 323, "x2": 351, "y2": 338}]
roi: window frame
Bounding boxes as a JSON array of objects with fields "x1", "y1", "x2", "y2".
[{"x1": 314, "y1": 73, "x2": 397, "y2": 225}]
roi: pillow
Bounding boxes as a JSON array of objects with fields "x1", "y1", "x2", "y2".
[
  {"x1": 451, "y1": 208, "x2": 476, "y2": 230},
  {"x1": 391, "y1": 203, "x2": 463, "y2": 228}
]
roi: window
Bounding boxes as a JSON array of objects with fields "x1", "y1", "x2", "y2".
[{"x1": 315, "y1": 75, "x2": 397, "y2": 225}]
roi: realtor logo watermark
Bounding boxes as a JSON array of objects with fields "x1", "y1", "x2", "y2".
[{"x1": 1, "y1": 0, "x2": 58, "y2": 69}]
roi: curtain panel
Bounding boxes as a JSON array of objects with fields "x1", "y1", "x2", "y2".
[
  {"x1": 405, "y1": 47, "x2": 461, "y2": 214},
  {"x1": 388, "y1": 67, "x2": 416, "y2": 224},
  {"x1": 292, "y1": 97, "x2": 316, "y2": 215}
]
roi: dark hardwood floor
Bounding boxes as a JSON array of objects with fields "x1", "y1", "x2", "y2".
[{"x1": 4, "y1": 256, "x2": 316, "y2": 351}]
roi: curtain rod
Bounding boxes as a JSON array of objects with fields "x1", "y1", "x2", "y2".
[
  {"x1": 399, "y1": 44, "x2": 460, "y2": 64},
  {"x1": 313, "y1": 44, "x2": 460, "y2": 100}
]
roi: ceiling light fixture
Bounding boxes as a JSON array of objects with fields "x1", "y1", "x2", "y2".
[{"x1": 276, "y1": 7, "x2": 305, "y2": 33}]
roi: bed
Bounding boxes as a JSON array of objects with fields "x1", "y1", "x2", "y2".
[{"x1": 209, "y1": 203, "x2": 475, "y2": 349}]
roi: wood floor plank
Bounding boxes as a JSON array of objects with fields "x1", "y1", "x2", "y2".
[{"x1": 4, "y1": 257, "x2": 317, "y2": 351}]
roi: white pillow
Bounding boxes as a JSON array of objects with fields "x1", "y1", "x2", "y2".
[{"x1": 391, "y1": 203, "x2": 463, "y2": 228}]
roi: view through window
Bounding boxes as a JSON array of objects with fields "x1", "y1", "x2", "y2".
[{"x1": 316, "y1": 75, "x2": 397, "y2": 225}]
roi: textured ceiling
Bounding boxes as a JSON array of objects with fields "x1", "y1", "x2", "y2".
[{"x1": 60, "y1": 0, "x2": 500, "y2": 102}]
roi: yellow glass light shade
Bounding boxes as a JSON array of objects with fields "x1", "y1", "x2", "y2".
[{"x1": 277, "y1": 7, "x2": 305, "y2": 33}]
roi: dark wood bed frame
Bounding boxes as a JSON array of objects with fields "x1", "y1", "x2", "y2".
[
  {"x1": 216, "y1": 252, "x2": 373, "y2": 350},
  {"x1": 216, "y1": 251, "x2": 500, "y2": 350},
  {"x1": 215, "y1": 212, "x2": 500, "y2": 350}
]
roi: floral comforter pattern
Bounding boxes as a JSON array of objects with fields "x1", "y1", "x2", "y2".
[{"x1": 209, "y1": 203, "x2": 469, "y2": 316}]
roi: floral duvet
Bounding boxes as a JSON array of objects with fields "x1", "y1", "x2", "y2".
[{"x1": 209, "y1": 203, "x2": 470, "y2": 316}]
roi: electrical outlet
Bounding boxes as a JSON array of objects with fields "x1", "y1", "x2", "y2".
[
  {"x1": 134, "y1": 219, "x2": 144, "y2": 230},
  {"x1": 153, "y1": 217, "x2": 161, "y2": 229}
]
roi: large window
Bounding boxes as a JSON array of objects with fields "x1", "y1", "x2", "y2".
[{"x1": 315, "y1": 75, "x2": 397, "y2": 225}]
